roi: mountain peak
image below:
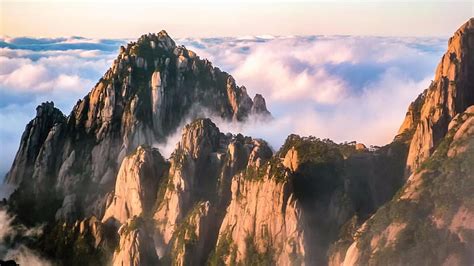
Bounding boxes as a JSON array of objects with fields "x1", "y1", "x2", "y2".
[
  {"x1": 177, "y1": 118, "x2": 221, "y2": 160},
  {"x1": 5, "y1": 101, "x2": 65, "y2": 184},
  {"x1": 5, "y1": 29, "x2": 271, "y2": 228},
  {"x1": 399, "y1": 18, "x2": 474, "y2": 173},
  {"x1": 454, "y1": 17, "x2": 474, "y2": 36}
]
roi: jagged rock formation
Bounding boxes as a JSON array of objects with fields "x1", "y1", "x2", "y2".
[
  {"x1": 6, "y1": 102, "x2": 65, "y2": 185},
  {"x1": 153, "y1": 119, "x2": 281, "y2": 264},
  {"x1": 400, "y1": 18, "x2": 474, "y2": 173},
  {"x1": 113, "y1": 217, "x2": 159, "y2": 266},
  {"x1": 214, "y1": 170, "x2": 305, "y2": 265},
  {"x1": 153, "y1": 119, "x2": 224, "y2": 247},
  {"x1": 5, "y1": 30, "x2": 270, "y2": 225},
  {"x1": 102, "y1": 146, "x2": 168, "y2": 225},
  {"x1": 330, "y1": 105, "x2": 474, "y2": 265}
]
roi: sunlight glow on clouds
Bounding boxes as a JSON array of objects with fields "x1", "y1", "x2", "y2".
[{"x1": 0, "y1": 34, "x2": 446, "y2": 174}]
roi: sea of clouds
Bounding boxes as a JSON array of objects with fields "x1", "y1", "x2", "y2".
[{"x1": 0, "y1": 34, "x2": 447, "y2": 175}]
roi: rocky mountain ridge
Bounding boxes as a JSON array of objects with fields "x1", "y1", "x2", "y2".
[{"x1": 5, "y1": 30, "x2": 270, "y2": 225}]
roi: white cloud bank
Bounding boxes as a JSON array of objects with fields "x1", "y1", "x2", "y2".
[
  {"x1": 177, "y1": 35, "x2": 445, "y2": 149},
  {"x1": 0, "y1": 35, "x2": 446, "y2": 173}
]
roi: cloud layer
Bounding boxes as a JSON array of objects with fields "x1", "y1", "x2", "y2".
[
  {"x1": 0, "y1": 35, "x2": 446, "y2": 172},
  {"x1": 179, "y1": 35, "x2": 445, "y2": 149}
]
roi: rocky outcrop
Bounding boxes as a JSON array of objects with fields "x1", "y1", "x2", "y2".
[
  {"x1": 331, "y1": 106, "x2": 474, "y2": 266},
  {"x1": 251, "y1": 94, "x2": 271, "y2": 117},
  {"x1": 214, "y1": 169, "x2": 305, "y2": 265},
  {"x1": 168, "y1": 201, "x2": 216, "y2": 265},
  {"x1": 113, "y1": 217, "x2": 159, "y2": 266},
  {"x1": 6, "y1": 102, "x2": 65, "y2": 185},
  {"x1": 283, "y1": 146, "x2": 299, "y2": 172},
  {"x1": 102, "y1": 146, "x2": 168, "y2": 225},
  {"x1": 153, "y1": 119, "x2": 223, "y2": 247},
  {"x1": 402, "y1": 18, "x2": 474, "y2": 173},
  {"x1": 153, "y1": 119, "x2": 274, "y2": 263},
  {"x1": 330, "y1": 19, "x2": 474, "y2": 265}
]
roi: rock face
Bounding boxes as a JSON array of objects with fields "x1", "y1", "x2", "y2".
[
  {"x1": 276, "y1": 135, "x2": 408, "y2": 265},
  {"x1": 331, "y1": 106, "x2": 474, "y2": 266},
  {"x1": 401, "y1": 18, "x2": 474, "y2": 173},
  {"x1": 168, "y1": 201, "x2": 215, "y2": 265},
  {"x1": 153, "y1": 119, "x2": 223, "y2": 248},
  {"x1": 6, "y1": 102, "x2": 65, "y2": 185},
  {"x1": 40, "y1": 216, "x2": 118, "y2": 266},
  {"x1": 214, "y1": 172, "x2": 305, "y2": 265},
  {"x1": 329, "y1": 19, "x2": 474, "y2": 266},
  {"x1": 102, "y1": 146, "x2": 168, "y2": 225},
  {"x1": 113, "y1": 217, "x2": 159, "y2": 266},
  {"x1": 152, "y1": 119, "x2": 278, "y2": 264}
]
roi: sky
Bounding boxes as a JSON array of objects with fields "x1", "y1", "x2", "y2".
[
  {"x1": 0, "y1": 1, "x2": 472, "y2": 176},
  {"x1": 1, "y1": 1, "x2": 473, "y2": 38}
]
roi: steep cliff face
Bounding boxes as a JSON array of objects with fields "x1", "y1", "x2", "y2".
[
  {"x1": 102, "y1": 146, "x2": 168, "y2": 225},
  {"x1": 153, "y1": 119, "x2": 275, "y2": 264},
  {"x1": 331, "y1": 106, "x2": 474, "y2": 266},
  {"x1": 277, "y1": 135, "x2": 407, "y2": 265},
  {"x1": 113, "y1": 217, "x2": 159, "y2": 266},
  {"x1": 153, "y1": 119, "x2": 223, "y2": 248},
  {"x1": 168, "y1": 201, "x2": 215, "y2": 265},
  {"x1": 329, "y1": 19, "x2": 474, "y2": 266},
  {"x1": 213, "y1": 169, "x2": 305, "y2": 265},
  {"x1": 6, "y1": 102, "x2": 65, "y2": 185},
  {"x1": 5, "y1": 30, "x2": 270, "y2": 226},
  {"x1": 400, "y1": 18, "x2": 474, "y2": 173}
]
